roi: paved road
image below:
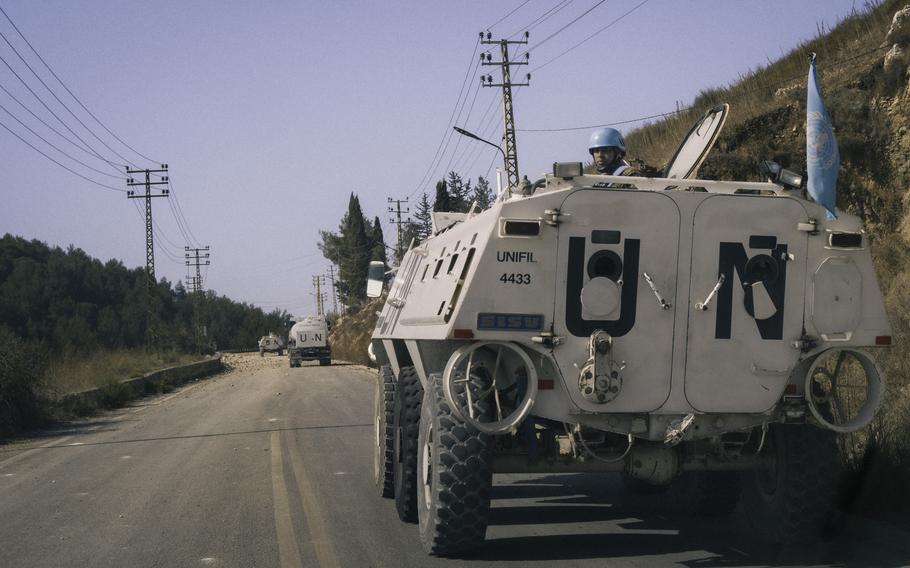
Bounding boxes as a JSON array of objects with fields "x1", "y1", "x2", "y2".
[{"x1": 1, "y1": 354, "x2": 907, "y2": 567}]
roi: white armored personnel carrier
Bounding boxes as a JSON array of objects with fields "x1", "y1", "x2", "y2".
[{"x1": 369, "y1": 105, "x2": 891, "y2": 555}]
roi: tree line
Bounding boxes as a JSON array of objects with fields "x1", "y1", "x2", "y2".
[
  {"x1": 318, "y1": 172, "x2": 494, "y2": 311},
  {"x1": 0, "y1": 233, "x2": 288, "y2": 355}
]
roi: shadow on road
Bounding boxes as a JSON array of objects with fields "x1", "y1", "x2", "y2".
[{"x1": 476, "y1": 473, "x2": 908, "y2": 566}]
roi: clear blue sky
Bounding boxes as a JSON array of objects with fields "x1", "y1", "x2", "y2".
[{"x1": 0, "y1": 0, "x2": 866, "y2": 315}]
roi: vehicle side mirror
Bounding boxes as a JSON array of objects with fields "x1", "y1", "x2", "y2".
[{"x1": 366, "y1": 260, "x2": 385, "y2": 298}]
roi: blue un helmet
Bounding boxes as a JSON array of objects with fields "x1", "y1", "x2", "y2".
[{"x1": 588, "y1": 127, "x2": 626, "y2": 154}]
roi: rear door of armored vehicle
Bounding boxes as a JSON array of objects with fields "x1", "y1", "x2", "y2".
[
  {"x1": 684, "y1": 195, "x2": 810, "y2": 412},
  {"x1": 552, "y1": 189, "x2": 681, "y2": 412}
]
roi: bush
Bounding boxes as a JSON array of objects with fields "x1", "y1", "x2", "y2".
[{"x1": 0, "y1": 327, "x2": 50, "y2": 436}]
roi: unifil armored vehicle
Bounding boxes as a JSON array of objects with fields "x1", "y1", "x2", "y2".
[
  {"x1": 287, "y1": 315, "x2": 331, "y2": 367},
  {"x1": 368, "y1": 103, "x2": 891, "y2": 556},
  {"x1": 257, "y1": 332, "x2": 284, "y2": 357}
]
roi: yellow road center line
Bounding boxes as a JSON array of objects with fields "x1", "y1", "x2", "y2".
[
  {"x1": 287, "y1": 436, "x2": 341, "y2": 568},
  {"x1": 270, "y1": 431, "x2": 303, "y2": 568}
]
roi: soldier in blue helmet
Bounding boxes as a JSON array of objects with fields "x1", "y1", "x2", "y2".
[{"x1": 589, "y1": 127, "x2": 638, "y2": 177}]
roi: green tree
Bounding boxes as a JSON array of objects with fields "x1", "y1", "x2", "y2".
[
  {"x1": 318, "y1": 194, "x2": 372, "y2": 308},
  {"x1": 433, "y1": 179, "x2": 453, "y2": 212},
  {"x1": 413, "y1": 192, "x2": 433, "y2": 240},
  {"x1": 472, "y1": 176, "x2": 495, "y2": 209},
  {"x1": 369, "y1": 216, "x2": 389, "y2": 266},
  {"x1": 446, "y1": 171, "x2": 471, "y2": 212}
]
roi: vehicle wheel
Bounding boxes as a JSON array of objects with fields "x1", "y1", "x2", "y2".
[
  {"x1": 672, "y1": 471, "x2": 742, "y2": 515},
  {"x1": 742, "y1": 424, "x2": 841, "y2": 543},
  {"x1": 418, "y1": 372, "x2": 492, "y2": 556},
  {"x1": 393, "y1": 366, "x2": 422, "y2": 522},
  {"x1": 278, "y1": 349, "x2": 283, "y2": 356},
  {"x1": 374, "y1": 365, "x2": 396, "y2": 498},
  {"x1": 319, "y1": 358, "x2": 330, "y2": 366},
  {"x1": 259, "y1": 349, "x2": 264, "y2": 357}
]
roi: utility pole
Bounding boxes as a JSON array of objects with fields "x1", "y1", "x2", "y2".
[
  {"x1": 481, "y1": 31, "x2": 530, "y2": 191},
  {"x1": 127, "y1": 165, "x2": 169, "y2": 352},
  {"x1": 185, "y1": 246, "x2": 211, "y2": 353},
  {"x1": 312, "y1": 275, "x2": 325, "y2": 316},
  {"x1": 327, "y1": 265, "x2": 339, "y2": 315},
  {"x1": 387, "y1": 197, "x2": 410, "y2": 262}
]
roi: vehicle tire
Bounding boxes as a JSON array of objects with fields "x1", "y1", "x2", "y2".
[
  {"x1": 672, "y1": 471, "x2": 742, "y2": 515},
  {"x1": 393, "y1": 366, "x2": 422, "y2": 522},
  {"x1": 418, "y1": 372, "x2": 492, "y2": 556},
  {"x1": 319, "y1": 358, "x2": 330, "y2": 366},
  {"x1": 259, "y1": 349, "x2": 264, "y2": 357},
  {"x1": 374, "y1": 365, "x2": 396, "y2": 498},
  {"x1": 278, "y1": 349, "x2": 283, "y2": 356},
  {"x1": 742, "y1": 424, "x2": 841, "y2": 543}
]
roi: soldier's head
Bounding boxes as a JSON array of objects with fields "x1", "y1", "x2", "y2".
[{"x1": 588, "y1": 127, "x2": 626, "y2": 174}]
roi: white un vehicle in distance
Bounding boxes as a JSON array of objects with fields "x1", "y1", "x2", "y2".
[
  {"x1": 287, "y1": 315, "x2": 332, "y2": 367},
  {"x1": 368, "y1": 104, "x2": 891, "y2": 556}
]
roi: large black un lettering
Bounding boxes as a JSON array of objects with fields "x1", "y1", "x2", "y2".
[
  {"x1": 565, "y1": 236, "x2": 640, "y2": 338},
  {"x1": 715, "y1": 240, "x2": 787, "y2": 340}
]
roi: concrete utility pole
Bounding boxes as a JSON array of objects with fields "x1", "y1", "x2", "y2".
[
  {"x1": 387, "y1": 197, "x2": 410, "y2": 262},
  {"x1": 127, "y1": 165, "x2": 169, "y2": 351},
  {"x1": 327, "y1": 265, "x2": 339, "y2": 315},
  {"x1": 312, "y1": 275, "x2": 325, "y2": 316},
  {"x1": 185, "y1": 246, "x2": 211, "y2": 353},
  {"x1": 480, "y1": 31, "x2": 530, "y2": 191}
]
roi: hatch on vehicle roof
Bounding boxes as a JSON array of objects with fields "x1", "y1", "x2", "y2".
[{"x1": 663, "y1": 103, "x2": 729, "y2": 180}]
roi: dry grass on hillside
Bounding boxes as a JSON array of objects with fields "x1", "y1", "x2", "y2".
[
  {"x1": 44, "y1": 349, "x2": 202, "y2": 396},
  {"x1": 626, "y1": 0, "x2": 902, "y2": 168}
]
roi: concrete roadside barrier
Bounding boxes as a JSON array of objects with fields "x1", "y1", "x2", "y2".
[{"x1": 60, "y1": 354, "x2": 224, "y2": 415}]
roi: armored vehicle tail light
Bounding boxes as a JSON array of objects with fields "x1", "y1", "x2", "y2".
[
  {"x1": 828, "y1": 231, "x2": 863, "y2": 249},
  {"x1": 453, "y1": 329, "x2": 474, "y2": 339},
  {"x1": 501, "y1": 219, "x2": 540, "y2": 237},
  {"x1": 875, "y1": 336, "x2": 892, "y2": 346}
]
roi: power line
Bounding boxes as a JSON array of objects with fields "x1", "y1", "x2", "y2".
[
  {"x1": 508, "y1": 0, "x2": 576, "y2": 39},
  {"x1": 0, "y1": 80, "x2": 121, "y2": 169},
  {"x1": 0, "y1": 113, "x2": 124, "y2": 192},
  {"x1": 488, "y1": 0, "x2": 534, "y2": 30},
  {"x1": 519, "y1": 109, "x2": 681, "y2": 132},
  {"x1": 531, "y1": 0, "x2": 608, "y2": 52},
  {"x1": 519, "y1": 43, "x2": 887, "y2": 133},
  {"x1": 0, "y1": 5, "x2": 161, "y2": 165},
  {"x1": 0, "y1": 25, "x2": 142, "y2": 169},
  {"x1": 0, "y1": 98, "x2": 125, "y2": 179},
  {"x1": 531, "y1": 0, "x2": 651, "y2": 73},
  {"x1": 0, "y1": 51, "x2": 124, "y2": 172},
  {"x1": 407, "y1": 38, "x2": 481, "y2": 198},
  {"x1": 166, "y1": 178, "x2": 203, "y2": 247}
]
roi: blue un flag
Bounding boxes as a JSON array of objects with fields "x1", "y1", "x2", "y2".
[{"x1": 806, "y1": 53, "x2": 839, "y2": 219}]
